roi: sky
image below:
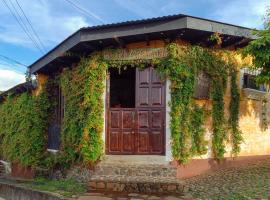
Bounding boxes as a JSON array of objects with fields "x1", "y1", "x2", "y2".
[{"x1": 0, "y1": 0, "x2": 269, "y2": 91}]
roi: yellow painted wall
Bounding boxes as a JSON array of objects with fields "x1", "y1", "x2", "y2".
[{"x1": 33, "y1": 73, "x2": 48, "y2": 96}]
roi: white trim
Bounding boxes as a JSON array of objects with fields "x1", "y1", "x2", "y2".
[
  {"x1": 102, "y1": 76, "x2": 107, "y2": 153},
  {"x1": 165, "y1": 79, "x2": 172, "y2": 162},
  {"x1": 47, "y1": 149, "x2": 59, "y2": 153},
  {"x1": 242, "y1": 88, "x2": 268, "y2": 95}
]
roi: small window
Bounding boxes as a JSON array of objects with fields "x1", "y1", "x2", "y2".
[
  {"x1": 242, "y1": 71, "x2": 266, "y2": 92},
  {"x1": 194, "y1": 71, "x2": 211, "y2": 99}
]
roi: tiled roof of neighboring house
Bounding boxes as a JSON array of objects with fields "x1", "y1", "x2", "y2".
[{"x1": 28, "y1": 13, "x2": 255, "y2": 74}]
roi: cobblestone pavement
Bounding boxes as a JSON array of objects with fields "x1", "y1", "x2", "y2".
[
  {"x1": 185, "y1": 159, "x2": 270, "y2": 200},
  {"x1": 78, "y1": 192, "x2": 194, "y2": 200}
]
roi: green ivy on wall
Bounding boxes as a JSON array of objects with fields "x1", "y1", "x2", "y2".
[
  {"x1": 0, "y1": 91, "x2": 50, "y2": 167},
  {"x1": 56, "y1": 55, "x2": 107, "y2": 166},
  {"x1": 229, "y1": 68, "x2": 242, "y2": 156}
]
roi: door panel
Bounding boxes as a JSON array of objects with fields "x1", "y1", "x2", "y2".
[
  {"x1": 151, "y1": 87, "x2": 163, "y2": 106},
  {"x1": 109, "y1": 131, "x2": 121, "y2": 152},
  {"x1": 151, "y1": 130, "x2": 163, "y2": 153},
  {"x1": 152, "y1": 110, "x2": 162, "y2": 128},
  {"x1": 138, "y1": 131, "x2": 149, "y2": 153},
  {"x1": 138, "y1": 87, "x2": 149, "y2": 106},
  {"x1": 138, "y1": 110, "x2": 150, "y2": 128}
]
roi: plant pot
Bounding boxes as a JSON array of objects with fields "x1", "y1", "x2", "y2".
[{"x1": 11, "y1": 163, "x2": 35, "y2": 179}]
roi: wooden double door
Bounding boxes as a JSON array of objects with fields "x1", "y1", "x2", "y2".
[{"x1": 106, "y1": 67, "x2": 165, "y2": 155}]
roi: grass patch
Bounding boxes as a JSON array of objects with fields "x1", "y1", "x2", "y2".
[{"x1": 23, "y1": 178, "x2": 87, "y2": 197}]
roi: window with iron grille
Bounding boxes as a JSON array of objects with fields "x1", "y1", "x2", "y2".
[
  {"x1": 194, "y1": 71, "x2": 211, "y2": 99},
  {"x1": 242, "y1": 68, "x2": 266, "y2": 92},
  {"x1": 48, "y1": 85, "x2": 64, "y2": 151}
]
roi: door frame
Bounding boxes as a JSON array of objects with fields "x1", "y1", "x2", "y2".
[{"x1": 105, "y1": 66, "x2": 166, "y2": 155}]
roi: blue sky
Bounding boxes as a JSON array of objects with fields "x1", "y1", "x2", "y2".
[{"x1": 0, "y1": 0, "x2": 269, "y2": 91}]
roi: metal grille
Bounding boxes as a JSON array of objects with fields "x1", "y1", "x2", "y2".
[
  {"x1": 242, "y1": 68, "x2": 266, "y2": 91},
  {"x1": 194, "y1": 71, "x2": 211, "y2": 99},
  {"x1": 48, "y1": 85, "x2": 64, "y2": 150}
]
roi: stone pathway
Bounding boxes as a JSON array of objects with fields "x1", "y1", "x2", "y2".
[
  {"x1": 185, "y1": 159, "x2": 270, "y2": 200},
  {"x1": 78, "y1": 192, "x2": 194, "y2": 200}
]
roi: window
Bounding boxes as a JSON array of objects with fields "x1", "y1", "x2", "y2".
[
  {"x1": 242, "y1": 68, "x2": 266, "y2": 92},
  {"x1": 194, "y1": 71, "x2": 211, "y2": 99},
  {"x1": 48, "y1": 85, "x2": 64, "y2": 151}
]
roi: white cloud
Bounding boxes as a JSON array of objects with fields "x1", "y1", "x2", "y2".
[
  {"x1": 211, "y1": 0, "x2": 269, "y2": 28},
  {"x1": 0, "y1": 69, "x2": 25, "y2": 91}
]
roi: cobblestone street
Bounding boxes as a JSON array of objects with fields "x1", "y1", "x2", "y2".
[
  {"x1": 185, "y1": 159, "x2": 270, "y2": 200},
  {"x1": 78, "y1": 192, "x2": 193, "y2": 200}
]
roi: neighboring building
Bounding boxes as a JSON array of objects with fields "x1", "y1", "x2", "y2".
[
  {"x1": 2, "y1": 14, "x2": 270, "y2": 191},
  {"x1": 0, "y1": 81, "x2": 36, "y2": 102}
]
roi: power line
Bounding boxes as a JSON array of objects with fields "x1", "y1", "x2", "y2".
[
  {"x1": 0, "y1": 54, "x2": 27, "y2": 67},
  {"x1": 1, "y1": 0, "x2": 44, "y2": 54},
  {"x1": 63, "y1": 0, "x2": 105, "y2": 24},
  {"x1": 15, "y1": 0, "x2": 46, "y2": 52},
  {"x1": 8, "y1": 0, "x2": 44, "y2": 53}
]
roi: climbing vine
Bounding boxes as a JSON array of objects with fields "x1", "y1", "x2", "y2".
[
  {"x1": 0, "y1": 91, "x2": 50, "y2": 167},
  {"x1": 229, "y1": 69, "x2": 243, "y2": 156},
  {"x1": 57, "y1": 55, "x2": 107, "y2": 166}
]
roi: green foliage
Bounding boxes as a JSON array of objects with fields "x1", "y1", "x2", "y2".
[
  {"x1": 24, "y1": 177, "x2": 87, "y2": 197},
  {"x1": 156, "y1": 44, "x2": 208, "y2": 163},
  {"x1": 243, "y1": 8, "x2": 270, "y2": 84},
  {"x1": 211, "y1": 78, "x2": 227, "y2": 160},
  {"x1": 190, "y1": 105, "x2": 208, "y2": 156},
  {"x1": 59, "y1": 55, "x2": 107, "y2": 165},
  {"x1": 229, "y1": 69, "x2": 243, "y2": 156},
  {"x1": 80, "y1": 55, "x2": 107, "y2": 163},
  {"x1": 0, "y1": 92, "x2": 50, "y2": 167}
]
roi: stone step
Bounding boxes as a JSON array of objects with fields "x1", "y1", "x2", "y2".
[
  {"x1": 0, "y1": 163, "x2": 5, "y2": 177},
  {"x1": 88, "y1": 175, "x2": 185, "y2": 194},
  {"x1": 94, "y1": 163, "x2": 177, "y2": 178}
]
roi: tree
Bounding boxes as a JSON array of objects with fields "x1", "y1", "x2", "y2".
[{"x1": 243, "y1": 8, "x2": 270, "y2": 84}]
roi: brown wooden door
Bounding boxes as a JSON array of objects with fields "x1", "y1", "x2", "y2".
[
  {"x1": 107, "y1": 67, "x2": 165, "y2": 155},
  {"x1": 136, "y1": 67, "x2": 165, "y2": 154}
]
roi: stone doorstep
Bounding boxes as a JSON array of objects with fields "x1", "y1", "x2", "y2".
[
  {"x1": 88, "y1": 175, "x2": 184, "y2": 194},
  {"x1": 94, "y1": 163, "x2": 177, "y2": 178}
]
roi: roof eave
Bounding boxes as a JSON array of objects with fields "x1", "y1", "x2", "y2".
[{"x1": 29, "y1": 15, "x2": 255, "y2": 74}]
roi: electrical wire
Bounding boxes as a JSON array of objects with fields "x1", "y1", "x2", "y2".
[
  {"x1": 1, "y1": 0, "x2": 44, "y2": 53},
  {"x1": 0, "y1": 54, "x2": 27, "y2": 67},
  {"x1": 15, "y1": 0, "x2": 46, "y2": 52},
  {"x1": 63, "y1": 0, "x2": 105, "y2": 24},
  {"x1": 8, "y1": 0, "x2": 44, "y2": 53}
]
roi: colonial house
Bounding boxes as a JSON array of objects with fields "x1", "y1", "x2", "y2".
[{"x1": 0, "y1": 14, "x2": 269, "y2": 193}]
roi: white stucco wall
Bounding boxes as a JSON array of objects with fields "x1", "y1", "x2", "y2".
[{"x1": 165, "y1": 79, "x2": 172, "y2": 161}]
